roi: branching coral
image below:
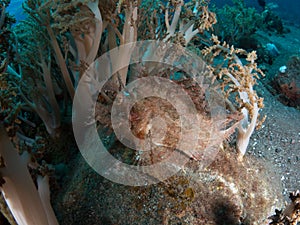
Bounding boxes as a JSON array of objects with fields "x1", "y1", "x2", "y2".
[
  {"x1": 212, "y1": 0, "x2": 263, "y2": 45},
  {"x1": 51, "y1": 0, "x2": 103, "y2": 71},
  {"x1": 0, "y1": 4, "x2": 60, "y2": 222},
  {"x1": 51, "y1": 0, "x2": 138, "y2": 88},
  {"x1": 0, "y1": 66, "x2": 58, "y2": 224},
  {"x1": 10, "y1": 18, "x2": 62, "y2": 137},
  {"x1": 104, "y1": 0, "x2": 138, "y2": 86},
  {"x1": 161, "y1": 0, "x2": 216, "y2": 45},
  {"x1": 202, "y1": 34, "x2": 265, "y2": 160},
  {"x1": 23, "y1": 0, "x2": 75, "y2": 99},
  {"x1": 0, "y1": 123, "x2": 59, "y2": 225},
  {"x1": 268, "y1": 190, "x2": 300, "y2": 225},
  {"x1": 5, "y1": 0, "x2": 104, "y2": 136},
  {"x1": 97, "y1": 0, "x2": 139, "y2": 86},
  {"x1": 1, "y1": 0, "x2": 273, "y2": 223},
  {"x1": 6, "y1": 0, "x2": 264, "y2": 161}
]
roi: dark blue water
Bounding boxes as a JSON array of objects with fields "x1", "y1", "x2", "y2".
[
  {"x1": 6, "y1": 0, "x2": 26, "y2": 22},
  {"x1": 213, "y1": 0, "x2": 300, "y2": 26}
]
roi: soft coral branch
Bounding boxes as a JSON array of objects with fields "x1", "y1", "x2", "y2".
[
  {"x1": 16, "y1": 47, "x2": 61, "y2": 137},
  {"x1": 202, "y1": 36, "x2": 265, "y2": 160},
  {"x1": 163, "y1": 1, "x2": 216, "y2": 45},
  {"x1": 0, "y1": 124, "x2": 58, "y2": 225}
]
